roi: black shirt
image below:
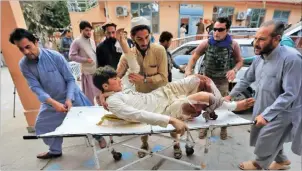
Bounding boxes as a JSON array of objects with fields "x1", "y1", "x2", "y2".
[{"x1": 96, "y1": 39, "x2": 122, "y2": 69}]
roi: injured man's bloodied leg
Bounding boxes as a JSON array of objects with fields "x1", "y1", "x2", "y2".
[
  {"x1": 93, "y1": 66, "x2": 255, "y2": 160},
  {"x1": 179, "y1": 91, "x2": 255, "y2": 121}
]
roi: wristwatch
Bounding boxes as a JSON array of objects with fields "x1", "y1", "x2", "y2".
[{"x1": 233, "y1": 68, "x2": 238, "y2": 73}]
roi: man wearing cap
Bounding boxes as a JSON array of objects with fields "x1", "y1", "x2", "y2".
[
  {"x1": 100, "y1": 16, "x2": 169, "y2": 158},
  {"x1": 96, "y1": 22, "x2": 123, "y2": 70}
]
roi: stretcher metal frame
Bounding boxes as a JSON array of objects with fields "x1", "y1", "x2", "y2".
[{"x1": 24, "y1": 121, "x2": 255, "y2": 170}]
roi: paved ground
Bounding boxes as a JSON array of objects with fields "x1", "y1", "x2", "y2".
[{"x1": 0, "y1": 67, "x2": 301, "y2": 170}]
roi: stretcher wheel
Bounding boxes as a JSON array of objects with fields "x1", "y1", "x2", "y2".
[
  {"x1": 112, "y1": 151, "x2": 122, "y2": 161},
  {"x1": 185, "y1": 145, "x2": 194, "y2": 156}
]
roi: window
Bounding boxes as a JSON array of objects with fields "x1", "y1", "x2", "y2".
[
  {"x1": 67, "y1": 0, "x2": 98, "y2": 12},
  {"x1": 172, "y1": 46, "x2": 196, "y2": 58},
  {"x1": 131, "y1": 2, "x2": 159, "y2": 33},
  {"x1": 245, "y1": 8, "x2": 266, "y2": 28},
  {"x1": 273, "y1": 10, "x2": 290, "y2": 24},
  {"x1": 212, "y1": 6, "x2": 234, "y2": 22}
]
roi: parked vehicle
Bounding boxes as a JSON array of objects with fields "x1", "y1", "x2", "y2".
[{"x1": 284, "y1": 21, "x2": 302, "y2": 36}]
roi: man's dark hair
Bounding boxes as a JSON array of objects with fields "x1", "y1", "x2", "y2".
[
  {"x1": 9, "y1": 28, "x2": 38, "y2": 44},
  {"x1": 130, "y1": 25, "x2": 150, "y2": 36},
  {"x1": 79, "y1": 21, "x2": 92, "y2": 31},
  {"x1": 102, "y1": 23, "x2": 117, "y2": 31},
  {"x1": 216, "y1": 17, "x2": 232, "y2": 29},
  {"x1": 159, "y1": 31, "x2": 173, "y2": 43},
  {"x1": 93, "y1": 65, "x2": 117, "y2": 92},
  {"x1": 260, "y1": 20, "x2": 285, "y2": 38}
]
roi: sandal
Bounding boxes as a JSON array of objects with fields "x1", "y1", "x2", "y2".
[
  {"x1": 269, "y1": 161, "x2": 291, "y2": 170},
  {"x1": 138, "y1": 143, "x2": 149, "y2": 158},
  {"x1": 278, "y1": 160, "x2": 291, "y2": 165},
  {"x1": 173, "y1": 145, "x2": 182, "y2": 159},
  {"x1": 199, "y1": 129, "x2": 207, "y2": 139},
  {"x1": 239, "y1": 160, "x2": 262, "y2": 170},
  {"x1": 220, "y1": 127, "x2": 228, "y2": 140}
]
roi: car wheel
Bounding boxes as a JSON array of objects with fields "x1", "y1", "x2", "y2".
[{"x1": 232, "y1": 88, "x2": 253, "y2": 114}]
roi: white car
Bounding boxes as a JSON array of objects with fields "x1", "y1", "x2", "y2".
[
  {"x1": 284, "y1": 21, "x2": 302, "y2": 36},
  {"x1": 171, "y1": 38, "x2": 256, "y2": 101}
]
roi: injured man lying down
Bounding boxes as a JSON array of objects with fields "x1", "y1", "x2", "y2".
[{"x1": 93, "y1": 66, "x2": 254, "y2": 158}]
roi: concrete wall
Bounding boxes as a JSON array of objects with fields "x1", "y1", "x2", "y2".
[
  {"x1": 106, "y1": 1, "x2": 132, "y2": 33},
  {"x1": 69, "y1": 3, "x2": 106, "y2": 38},
  {"x1": 1, "y1": 1, "x2": 40, "y2": 128},
  {"x1": 158, "y1": 1, "x2": 180, "y2": 41},
  {"x1": 68, "y1": 1, "x2": 302, "y2": 41}
]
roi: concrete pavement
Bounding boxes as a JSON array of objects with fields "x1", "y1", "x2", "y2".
[{"x1": 1, "y1": 67, "x2": 301, "y2": 170}]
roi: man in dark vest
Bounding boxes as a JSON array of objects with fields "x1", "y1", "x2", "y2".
[
  {"x1": 96, "y1": 22, "x2": 122, "y2": 69},
  {"x1": 185, "y1": 17, "x2": 244, "y2": 140}
]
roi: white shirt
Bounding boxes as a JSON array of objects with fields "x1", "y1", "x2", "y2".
[{"x1": 106, "y1": 91, "x2": 170, "y2": 127}]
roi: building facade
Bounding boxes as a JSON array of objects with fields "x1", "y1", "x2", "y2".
[{"x1": 68, "y1": 0, "x2": 302, "y2": 43}]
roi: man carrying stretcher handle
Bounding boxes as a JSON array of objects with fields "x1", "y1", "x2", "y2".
[{"x1": 93, "y1": 66, "x2": 255, "y2": 159}]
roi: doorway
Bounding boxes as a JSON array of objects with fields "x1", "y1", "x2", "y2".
[{"x1": 179, "y1": 4, "x2": 203, "y2": 37}]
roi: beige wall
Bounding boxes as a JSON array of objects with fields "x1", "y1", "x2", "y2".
[
  {"x1": 69, "y1": 3, "x2": 106, "y2": 38},
  {"x1": 106, "y1": 1, "x2": 132, "y2": 33},
  {"x1": 158, "y1": 1, "x2": 180, "y2": 40},
  {"x1": 1, "y1": 1, "x2": 40, "y2": 129},
  {"x1": 68, "y1": 1, "x2": 301, "y2": 41}
]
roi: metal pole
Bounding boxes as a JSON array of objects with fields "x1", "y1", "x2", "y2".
[
  {"x1": 124, "y1": 144, "x2": 202, "y2": 170},
  {"x1": 13, "y1": 86, "x2": 16, "y2": 118},
  {"x1": 87, "y1": 134, "x2": 101, "y2": 169}
]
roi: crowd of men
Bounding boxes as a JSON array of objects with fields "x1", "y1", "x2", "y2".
[{"x1": 8, "y1": 15, "x2": 302, "y2": 170}]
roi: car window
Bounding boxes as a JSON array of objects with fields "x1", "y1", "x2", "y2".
[
  {"x1": 290, "y1": 30, "x2": 302, "y2": 36},
  {"x1": 240, "y1": 45, "x2": 254, "y2": 58},
  {"x1": 172, "y1": 46, "x2": 196, "y2": 58}
]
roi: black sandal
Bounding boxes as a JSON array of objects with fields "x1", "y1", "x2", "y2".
[{"x1": 36, "y1": 152, "x2": 62, "y2": 159}]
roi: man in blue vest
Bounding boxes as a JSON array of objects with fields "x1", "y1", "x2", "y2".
[{"x1": 185, "y1": 17, "x2": 244, "y2": 140}]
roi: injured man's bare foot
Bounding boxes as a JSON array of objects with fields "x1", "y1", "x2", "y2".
[{"x1": 214, "y1": 98, "x2": 255, "y2": 112}]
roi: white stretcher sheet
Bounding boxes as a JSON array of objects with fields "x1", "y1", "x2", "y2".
[{"x1": 40, "y1": 106, "x2": 252, "y2": 137}]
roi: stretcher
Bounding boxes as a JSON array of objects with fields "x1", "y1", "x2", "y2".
[{"x1": 23, "y1": 106, "x2": 255, "y2": 170}]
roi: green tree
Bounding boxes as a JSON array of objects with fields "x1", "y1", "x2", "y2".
[{"x1": 21, "y1": 1, "x2": 70, "y2": 43}]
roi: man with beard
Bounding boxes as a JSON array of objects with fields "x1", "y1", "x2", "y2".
[
  {"x1": 100, "y1": 16, "x2": 169, "y2": 158},
  {"x1": 69, "y1": 21, "x2": 107, "y2": 148},
  {"x1": 225, "y1": 20, "x2": 302, "y2": 170},
  {"x1": 185, "y1": 17, "x2": 244, "y2": 140},
  {"x1": 9, "y1": 28, "x2": 92, "y2": 159},
  {"x1": 96, "y1": 22, "x2": 122, "y2": 69}
]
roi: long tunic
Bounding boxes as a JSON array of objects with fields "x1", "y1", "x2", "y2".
[
  {"x1": 19, "y1": 48, "x2": 92, "y2": 153},
  {"x1": 229, "y1": 45, "x2": 302, "y2": 162},
  {"x1": 69, "y1": 35, "x2": 99, "y2": 104},
  {"x1": 107, "y1": 75, "x2": 222, "y2": 127},
  {"x1": 107, "y1": 76, "x2": 200, "y2": 127},
  {"x1": 117, "y1": 43, "x2": 168, "y2": 93}
]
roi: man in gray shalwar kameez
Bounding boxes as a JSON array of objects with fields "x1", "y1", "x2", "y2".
[{"x1": 225, "y1": 20, "x2": 302, "y2": 170}]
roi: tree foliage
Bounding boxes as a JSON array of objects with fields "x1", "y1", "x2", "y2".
[{"x1": 21, "y1": 1, "x2": 70, "y2": 42}]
